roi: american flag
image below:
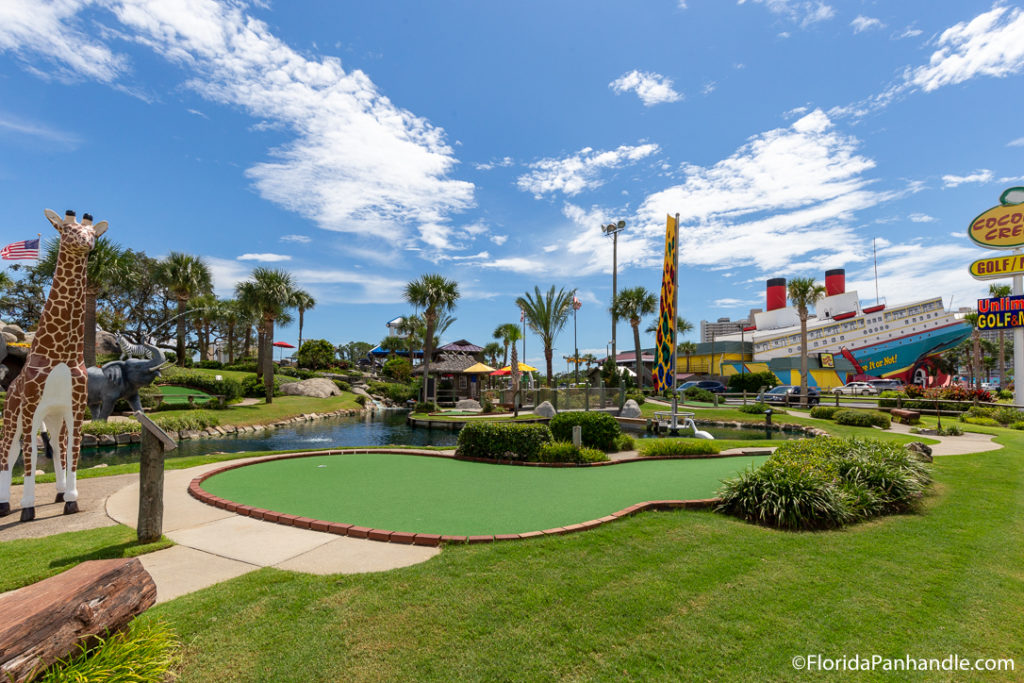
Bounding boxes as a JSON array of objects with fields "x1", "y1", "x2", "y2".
[
  {"x1": 520, "y1": 308, "x2": 525, "y2": 322},
  {"x1": 0, "y1": 238, "x2": 40, "y2": 260},
  {"x1": 572, "y1": 295, "x2": 581, "y2": 311}
]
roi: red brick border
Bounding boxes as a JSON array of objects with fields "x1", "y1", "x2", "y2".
[{"x1": 188, "y1": 448, "x2": 725, "y2": 548}]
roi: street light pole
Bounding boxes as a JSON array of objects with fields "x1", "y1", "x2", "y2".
[{"x1": 603, "y1": 220, "x2": 626, "y2": 367}]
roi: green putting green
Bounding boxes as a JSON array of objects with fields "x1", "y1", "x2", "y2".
[
  {"x1": 158, "y1": 385, "x2": 212, "y2": 405},
  {"x1": 201, "y1": 452, "x2": 768, "y2": 536}
]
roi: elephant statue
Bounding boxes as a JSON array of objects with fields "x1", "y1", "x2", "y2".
[{"x1": 86, "y1": 342, "x2": 169, "y2": 422}]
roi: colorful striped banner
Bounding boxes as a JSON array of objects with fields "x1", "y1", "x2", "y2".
[{"x1": 652, "y1": 214, "x2": 678, "y2": 390}]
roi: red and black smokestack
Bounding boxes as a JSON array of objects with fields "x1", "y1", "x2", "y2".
[
  {"x1": 825, "y1": 268, "x2": 846, "y2": 297},
  {"x1": 766, "y1": 278, "x2": 787, "y2": 311}
]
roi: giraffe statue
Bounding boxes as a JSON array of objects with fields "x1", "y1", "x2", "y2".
[{"x1": 0, "y1": 209, "x2": 107, "y2": 521}]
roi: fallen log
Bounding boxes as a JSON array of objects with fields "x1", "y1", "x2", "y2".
[{"x1": 0, "y1": 558, "x2": 157, "y2": 683}]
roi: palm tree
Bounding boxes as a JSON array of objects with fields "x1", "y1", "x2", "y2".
[
  {"x1": 493, "y1": 323, "x2": 522, "y2": 367},
  {"x1": 155, "y1": 252, "x2": 213, "y2": 366},
  {"x1": 235, "y1": 267, "x2": 296, "y2": 403},
  {"x1": 677, "y1": 340, "x2": 697, "y2": 373},
  {"x1": 38, "y1": 236, "x2": 127, "y2": 366},
  {"x1": 217, "y1": 298, "x2": 242, "y2": 364},
  {"x1": 515, "y1": 285, "x2": 575, "y2": 386},
  {"x1": 989, "y1": 283, "x2": 1011, "y2": 388},
  {"x1": 787, "y1": 277, "x2": 827, "y2": 407},
  {"x1": 291, "y1": 289, "x2": 316, "y2": 362},
  {"x1": 483, "y1": 342, "x2": 503, "y2": 368},
  {"x1": 963, "y1": 312, "x2": 982, "y2": 390},
  {"x1": 404, "y1": 274, "x2": 460, "y2": 402},
  {"x1": 380, "y1": 335, "x2": 407, "y2": 359},
  {"x1": 612, "y1": 286, "x2": 658, "y2": 388},
  {"x1": 645, "y1": 316, "x2": 694, "y2": 340},
  {"x1": 190, "y1": 293, "x2": 220, "y2": 362}
]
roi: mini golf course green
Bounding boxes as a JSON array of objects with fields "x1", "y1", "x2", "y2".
[
  {"x1": 158, "y1": 385, "x2": 213, "y2": 405},
  {"x1": 200, "y1": 452, "x2": 768, "y2": 536}
]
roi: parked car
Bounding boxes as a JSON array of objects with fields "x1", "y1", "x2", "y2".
[
  {"x1": 868, "y1": 379, "x2": 904, "y2": 392},
  {"x1": 691, "y1": 380, "x2": 727, "y2": 394},
  {"x1": 761, "y1": 385, "x2": 821, "y2": 406},
  {"x1": 833, "y1": 381, "x2": 878, "y2": 396},
  {"x1": 678, "y1": 381, "x2": 700, "y2": 391},
  {"x1": 981, "y1": 381, "x2": 1000, "y2": 391}
]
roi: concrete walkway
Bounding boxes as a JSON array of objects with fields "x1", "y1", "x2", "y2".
[{"x1": 105, "y1": 457, "x2": 440, "y2": 603}]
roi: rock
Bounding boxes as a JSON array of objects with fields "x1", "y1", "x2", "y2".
[
  {"x1": 115, "y1": 433, "x2": 131, "y2": 445},
  {"x1": 906, "y1": 441, "x2": 933, "y2": 462},
  {"x1": 620, "y1": 399, "x2": 643, "y2": 418},
  {"x1": 98, "y1": 434, "x2": 116, "y2": 446},
  {"x1": 2, "y1": 332, "x2": 16, "y2": 345},
  {"x1": 95, "y1": 329, "x2": 121, "y2": 356},
  {"x1": 279, "y1": 378, "x2": 342, "y2": 398},
  {"x1": 534, "y1": 400, "x2": 557, "y2": 418},
  {"x1": 456, "y1": 399, "x2": 481, "y2": 411},
  {"x1": 2, "y1": 324, "x2": 24, "y2": 341}
]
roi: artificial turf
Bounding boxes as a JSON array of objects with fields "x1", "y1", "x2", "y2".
[{"x1": 199, "y1": 452, "x2": 766, "y2": 536}]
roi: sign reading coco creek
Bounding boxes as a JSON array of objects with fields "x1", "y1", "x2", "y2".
[
  {"x1": 968, "y1": 187, "x2": 1024, "y2": 250},
  {"x1": 976, "y1": 294, "x2": 1024, "y2": 330}
]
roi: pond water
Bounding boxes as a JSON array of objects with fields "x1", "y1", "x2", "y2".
[{"x1": 24, "y1": 411, "x2": 459, "y2": 475}]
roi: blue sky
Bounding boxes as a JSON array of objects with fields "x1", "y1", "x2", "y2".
[{"x1": 1, "y1": 1, "x2": 1023, "y2": 368}]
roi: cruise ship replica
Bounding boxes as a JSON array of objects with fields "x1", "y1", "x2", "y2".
[{"x1": 712, "y1": 269, "x2": 971, "y2": 389}]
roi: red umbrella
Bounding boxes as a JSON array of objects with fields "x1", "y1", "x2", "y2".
[{"x1": 272, "y1": 341, "x2": 296, "y2": 361}]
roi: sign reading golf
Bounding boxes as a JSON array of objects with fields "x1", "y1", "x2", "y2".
[
  {"x1": 969, "y1": 187, "x2": 1024, "y2": 249},
  {"x1": 969, "y1": 253, "x2": 1024, "y2": 280}
]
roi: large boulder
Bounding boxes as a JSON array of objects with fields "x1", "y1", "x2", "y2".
[
  {"x1": 95, "y1": 329, "x2": 121, "y2": 356},
  {"x1": 456, "y1": 399, "x2": 481, "y2": 411},
  {"x1": 2, "y1": 324, "x2": 24, "y2": 341},
  {"x1": 279, "y1": 378, "x2": 342, "y2": 398},
  {"x1": 534, "y1": 400, "x2": 557, "y2": 418},
  {"x1": 906, "y1": 441, "x2": 933, "y2": 462},
  {"x1": 620, "y1": 399, "x2": 643, "y2": 418}
]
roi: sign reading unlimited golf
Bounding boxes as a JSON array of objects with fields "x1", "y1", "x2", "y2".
[{"x1": 976, "y1": 294, "x2": 1024, "y2": 330}]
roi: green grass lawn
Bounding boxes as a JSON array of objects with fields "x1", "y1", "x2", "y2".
[
  {"x1": 200, "y1": 452, "x2": 767, "y2": 536},
  {"x1": 144, "y1": 432, "x2": 1024, "y2": 681},
  {"x1": 158, "y1": 384, "x2": 213, "y2": 405}
]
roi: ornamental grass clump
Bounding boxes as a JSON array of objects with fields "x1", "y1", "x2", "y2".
[
  {"x1": 717, "y1": 437, "x2": 931, "y2": 531},
  {"x1": 38, "y1": 618, "x2": 180, "y2": 683},
  {"x1": 640, "y1": 438, "x2": 719, "y2": 457}
]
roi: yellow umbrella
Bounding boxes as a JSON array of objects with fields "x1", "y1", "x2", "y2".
[
  {"x1": 502, "y1": 363, "x2": 537, "y2": 372},
  {"x1": 463, "y1": 362, "x2": 496, "y2": 373}
]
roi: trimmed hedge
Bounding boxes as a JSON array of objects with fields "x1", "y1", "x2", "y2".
[
  {"x1": 536, "y1": 441, "x2": 609, "y2": 463},
  {"x1": 738, "y1": 402, "x2": 778, "y2": 415},
  {"x1": 456, "y1": 423, "x2": 553, "y2": 461},
  {"x1": 809, "y1": 405, "x2": 841, "y2": 420},
  {"x1": 717, "y1": 437, "x2": 931, "y2": 530},
  {"x1": 833, "y1": 409, "x2": 890, "y2": 429},
  {"x1": 157, "y1": 370, "x2": 242, "y2": 402},
  {"x1": 640, "y1": 439, "x2": 719, "y2": 456},
  {"x1": 548, "y1": 412, "x2": 621, "y2": 451}
]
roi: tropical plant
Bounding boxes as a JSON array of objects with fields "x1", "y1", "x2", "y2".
[
  {"x1": 989, "y1": 283, "x2": 1010, "y2": 387},
  {"x1": 677, "y1": 340, "x2": 697, "y2": 373},
  {"x1": 155, "y1": 252, "x2": 213, "y2": 367},
  {"x1": 516, "y1": 285, "x2": 575, "y2": 386},
  {"x1": 379, "y1": 335, "x2": 408, "y2": 359},
  {"x1": 612, "y1": 286, "x2": 658, "y2": 388},
  {"x1": 483, "y1": 342, "x2": 503, "y2": 368},
  {"x1": 235, "y1": 267, "x2": 296, "y2": 403},
  {"x1": 291, "y1": 289, "x2": 316, "y2": 363},
  {"x1": 297, "y1": 338, "x2": 336, "y2": 370},
  {"x1": 645, "y1": 316, "x2": 693, "y2": 339},
  {"x1": 404, "y1": 274, "x2": 460, "y2": 402},
  {"x1": 963, "y1": 312, "x2": 982, "y2": 389},
  {"x1": 787, "y1": 277, "x2": 827, "y2": 407},
  {"x1": 493, "y1": 322, "x2": 523, "y2": 367}
]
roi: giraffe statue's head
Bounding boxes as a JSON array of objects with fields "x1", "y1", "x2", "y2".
[{"x1": 43, "y1": 209, "x2": 108, "y2": 254}]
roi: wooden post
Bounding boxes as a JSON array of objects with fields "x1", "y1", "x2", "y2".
[{"x1": 134, "y1": 412, "x2": 177, "y2": 544}]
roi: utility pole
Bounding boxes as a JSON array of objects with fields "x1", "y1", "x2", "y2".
[{"x1": 603, "y1": 220, "x2": 626, "y2": 364}]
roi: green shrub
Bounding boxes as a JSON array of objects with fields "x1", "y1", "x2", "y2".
[
  {"x1": 456, "y1": 422, "x2": 553, "y2": 461},
  {"x1": 157, "y1": 369, "x2": 242, "y2": 402},
  {"x1": 833, "y1": 409, "x2": 890, "y2": 429},
  {"x1": 240, "y1": 375, "x2": 287, "y2": 398},
  {"x1": 727, "y1": 370, "x2": 779, "y2": 394},
  {"x1": 333, "y1": 380, "x2": 351, "y2": 392},
  {"x1": 82, "y1": 420, "x2": 141, "y2": 436},
  {"x1": 998, "y1": 389, "x2": 1014, "y2": 400},
  {"x1": 717, "y1": 437, "x2": 931, "y2": 530},
  {"x1": 684, "y1": 387, "x2": 716, "y2": 403},
  {"x1": 381, "y1": 357, "x2": 413, "y2": 383},
  {"x1": 877, "y1": 390, "x2": 900, "y2": 408},
  {"x1": 296, "y1": 339, "x2": 337, "y2": 370},
  {"x1": 354, "y1": 395, "x2": 367, "y2": 407},
  {"x1": 548, "y1": 412, "x2": 621, "y2": 450},
  {"x1": 614, "y1": 433, "x2": 635, "y2": 451},
  {"x1": 149, "y1": 411, "x2": 219, "y2": 431},
  {"x1": 991, "y1": 406, "x2": 1024, "y2": 425},
  {"x1": 1011, "y1": 421, "x2": 1024, "y2": 431},
  {"x1": 39, "y1": 618, "x2": 180, "y2": 683},
  {"x1": 536, "y1": 441, "x2": 609, "y2": 463},
  {"x1": 809, "y1": 405, "x2": 841, "y2": 420},
  {"x1": 223, "y1": 360, "x2": 258, "y2": 372},
  {"x1": 962, "y1": 416, "x2": 1000, "y2": 426},
  {"x1": 481, "y1": 398, "x2": 495, "y2": 414},
  {"x1": 937, "y1": 424, "x2": 963, "y2": 436},
  {"x1": 640, "y1": 438, "x2": 719, "y2": 456},
  {"x1": 624, "y1": 390, "x2": 646, "y2": 406},
  {"x1": 739, "y1": 402, "x2": 775, "y2": 415},
  {"x1": 367, "y1": 381, "x2": 418, "y2": 404},
  {"x1": 197, "y1": 360, "x2": 223, "y2": 369},
  {"x1": 413, "y1": 401, "x2": 437, "y2": 414}
]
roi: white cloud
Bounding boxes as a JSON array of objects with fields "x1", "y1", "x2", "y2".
[
  {"x1": 0, "y1": 0, "x2": 127, "y2": 83},
  {"x1": 490, "y1": 234, "x2": 508, "y2": 246},
  {"x1": 237, "y1": 253, "x2": 292, "y2": 262},
  {"x1": 186, "y1": 108, "x2": 208, "y2": 119},
  {"x1": 1008, "y1": 137, "x2": 1024, "y2": 147},
  {"x1": 942, "y1": 169, "x2": 994, "y2": 187},
  {"x1": 898, "y1": 27, "x2": 923, "y2": 39},
  {"x1": 738, "y1": 0, "x2": 835, "y2": 27},
  {"x1": 907, "y1": 6, "x2": 1024, "y2": 92},
  {"x1": 205, "y1": 256, "x2": 251, "y2": 297},
  {"x1": 714, "y1": 298, "x2": 759, "y2": 308},
  {"x1": 280, "y1": 234, "x2": 311, "y2": 244},
  {"x1": 517, "y1": 143, "x2": 660, "y2": 198},
  {"x1": 291, "y1": 268, "x2": 408, "y2": 304},
  {"x1": 474, "y1": 156, "x2": 513, "y2": 171},
  {"x1": 909, "y1": 213, "x2": 936, "y2": 223},
  {"x1": 2, "y1": 0, "x2": 475, "y2": 252},
  {"x1": 609, "y1": 70, "x2": 683, "y2": 106},
  {"x1": 702, "y1": 81, "x2": 716, "y2": 95},
  {"x1": 0, "y1": 113, "x2": 81, "y2": 147},
  {"x1": 851, "y1": 15, "x2": 884, "y2": 34}
]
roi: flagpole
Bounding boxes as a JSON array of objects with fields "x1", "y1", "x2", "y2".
[
  {"x1": 36, "y1": 233, "x2": 41, "y2": 260},
  {"x1": 671, "y1": 213, "x2": 680, "y2": 433}
]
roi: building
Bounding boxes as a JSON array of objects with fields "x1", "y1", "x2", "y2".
[{"x1": 700, "y1": 310, "x2": 761, "y2": 343}]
